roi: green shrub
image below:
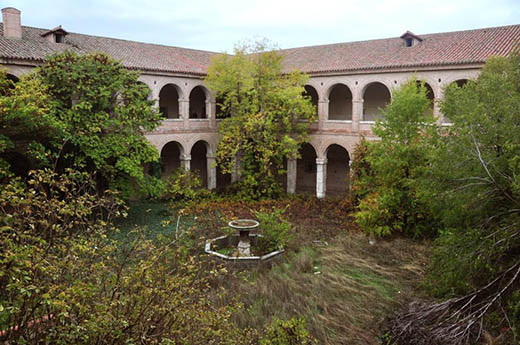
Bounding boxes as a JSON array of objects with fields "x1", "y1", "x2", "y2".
[
  {"x1": 254, "y1": 206, "x2": 293, "y2": 250},
  {"x1": 353, "y1": 79, "x2": 437, "y2": 238},
  {"x1": 165, "y1": 168, "x2": 210, "y2": 202},
  {"x1": 0, "y1": 168, "x2": 251, "y2": 344},
  {"x1": 260, "y1": 317, "x2": 315, "y2": 345}
]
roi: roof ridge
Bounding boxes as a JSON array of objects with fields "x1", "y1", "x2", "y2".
[
  {"x1": 16, "y1": 23, "x2": 220, "y2": 55},
  {"x1": 279, "y1": 23, "x2": 520, "y2": 52}
]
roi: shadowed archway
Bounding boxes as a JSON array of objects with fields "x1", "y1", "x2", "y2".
[
  {"x1": 325, "y1": 144, "x2": 350, "y2": 196},
  {"x1": 363, "y1": 82, "x2": 391, "y2": 121},
  {"x1": 296, "y1": 143, "x2": 317, "y2": 194},
  {"x1": 328, "y1": 84, "x2": 352, "y2": 120}
]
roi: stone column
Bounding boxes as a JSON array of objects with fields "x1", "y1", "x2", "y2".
[
  {"x1": 318, "y1": 99, "x2": 329, "y2": 130},
  {"x1": 316, "y1": 158, "x2": 327, "y2": 199},
  {"x1": 179, "y1": 98, "x2": 190, "y2": 129},
  {"x1": 180, "y1": 154, "x2": 191, "y2": 171},
  {"x1": 206, "y1": 154, "x2": 217, "y2": 190},
  {"x1": 207, "y1": 100, "x2": 217, "y2": 129},
  {"x1": 352, "y1": 98, "x2": 363, "y2": 132},
  {"x1": 286, "y1": 158, "x2": 297, "y2": 194}
]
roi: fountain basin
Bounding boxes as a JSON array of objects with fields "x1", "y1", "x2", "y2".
[{"x1": 205, "y1": 234, "x2": 285, "y2": 263}]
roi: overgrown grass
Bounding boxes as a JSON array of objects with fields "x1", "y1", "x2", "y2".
[
  {"x1": 119, "y1": 196, "x2": 430, "y2": 344},
  {"x1": 211, "y1": 234, "x2": 429, "y2": 345},
  {"x1": 176, "y1": 196, "x2": 430, "y2": 345}
]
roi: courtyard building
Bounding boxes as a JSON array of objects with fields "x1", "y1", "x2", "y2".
[{"x1": 2, "y1": 7, "x2": 520, "y2": 197}]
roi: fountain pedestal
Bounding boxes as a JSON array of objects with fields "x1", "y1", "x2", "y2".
[
  {"x1": 237, "y1": 233, "x2": 251, "y2": 256},
  {"x1": 228, "y1": 220, "x2": 259, "y2": 257}
]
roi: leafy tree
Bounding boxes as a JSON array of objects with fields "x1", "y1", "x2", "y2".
[
  {"x1": 354, "y1": 79, "x2": 437, "y2": 237},
  {"x1": 387, "y1": 53, "x2": 520, "y2": 345},
  {"x1": 423, "y1": 53, "x2": 520, "y2": 296},
  {"x1": 205, "y1": 40, "x2": 316, "y2": 199},
  {"x1": 35, "y1": 51, "x2": 163, "y2": 197}
]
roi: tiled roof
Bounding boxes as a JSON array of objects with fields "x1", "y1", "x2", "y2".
[
  {"x1": 1, "y1": 23, "x2": 520, "y2": 75},
  {"x1": 281, "y1": 25, "x2": 520, "y2": 74},
  {"x1": 0, "y1": 24, "x2": 216, "y2": 75}
]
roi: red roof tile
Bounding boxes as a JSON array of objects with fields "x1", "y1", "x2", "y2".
[
  {"x1": 281, "y1": 25, "x2": 520, "y2": 74},
  {"x1": 1, "y1": 23, "x2": 520, "y2": 75}
]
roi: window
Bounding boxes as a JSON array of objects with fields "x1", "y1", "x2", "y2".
[
  {"x1": 55, "y1": 34, "x2": 64, "y2": 43},
  {"x1": 405, "y1": 38, "x2": 413, "y2": 47}
]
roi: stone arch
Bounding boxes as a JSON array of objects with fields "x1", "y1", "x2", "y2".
[
  {"x1": 303, "y1": 85, "x2": 319, "y2": 116},
  {"x1": 362, "y1": 82, "x2": 391, "y2": 121},
  {"x1": 189, "y1": 85, "x2": 209, "y2": 119},
  {"x1": 296, "y1": 143, "x2": 318, "y2": 194},
  {"x1": 159, "y1": 83, "x2": 181, "y2": 119},
  {"x1": 327, "y1": 83, "x2": 353, "y2": 120},
  {"x1": 190, "y1": 140, "x2": 210, "y2": 188},
  {"x1": 160, "y1": 141, "x2": 184, "y2": 178},
  {"x1": 325, "y1": 144, "x2": 350, "y2": 196}
]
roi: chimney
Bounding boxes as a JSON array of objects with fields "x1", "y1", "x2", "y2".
[{"x1": 2, "y1": 7, "x2": 22, "y2": 39}]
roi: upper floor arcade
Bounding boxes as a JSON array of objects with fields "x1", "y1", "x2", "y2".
[{"x1": 134, "y1": 67, "x2": 478, "y2": 135}]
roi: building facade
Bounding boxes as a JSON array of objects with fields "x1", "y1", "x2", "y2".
[{"x1": 2, "y1": 7, "x2": 519, "y2": 197}]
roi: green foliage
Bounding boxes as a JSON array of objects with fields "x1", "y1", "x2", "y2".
[
  {"x1": 353, "y1": 79, "x2": 437, "y2": 237},
  {"x1": 260, "y1": 317, "x2": 315, "y2": 345},
  {"x1": 166, "y1": 168, "x2": 210, "y2": 202},
  {"x1": 254, "y1": 206, "x2": 293, "y2": 250},
  {"x1": 423, "y1": 52, "x2": 520, "y2": 300},
  {"x1": 0, "y1": 70, "x2": 61, "y2": 180},
  {"x1": 33, "y1": 51, "x2": 162, "y2": 197},
  {"x1": 0, "y1": 168, "x2": 251, "y2": 344},
  {"x1": 205, "y1": 40, "x2": 316, "y2": 199}
]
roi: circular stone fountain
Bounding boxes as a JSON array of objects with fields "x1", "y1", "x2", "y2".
[{"x1": 205, "y1": 219, "x2": 285, "y2": 263}]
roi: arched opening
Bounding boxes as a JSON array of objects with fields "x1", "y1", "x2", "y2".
[
  {"x1": 216, "y1": 95, "x2": 230, "y2": 119},
  {"x1": 303, "y1": 85, "x2": 318, "y2": 117},
  {"x1": 159, "y1": 84, "x2": 180, "y2": 119},
  {"x1": 160, "y1": 141, "x2": 183, "y2": 178},
  {"x1": 296, "y1": 143, "x2": 317, "y2": 194},
  {"x1": 416, "y1": 81, "x2": 435, "y2": 112},
  {"x1": 328, "y1": 84, "x2": 352, "y2": 120},
  {"x1": 190, "y1": 140, "x2": 208, "y2": 188},
  {"x1": 443, "y1": 79, "x2": 469, "y2": 124},
  {"x1": 6, "y1": 74, "x2": 19, "y2": 84},
  {"x1": 189, "y1": 86, "x2": 207, "y2": 119},
  {"x1": 325, "y1": 144, "x2": 350, "y2": 196},
  {"x1": 454, "y1": 79, "x2": 468, "y2": 88},
  {"x1": 363, "y1": 82, "x2": 391, "y2": 121}
]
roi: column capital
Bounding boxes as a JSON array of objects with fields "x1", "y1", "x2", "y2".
[
  {"x1": 206, "y1": 154, "x2": 216, "y2": 160},
  {"x1": 316, "y1": 158, "x2": 327, "y2": 165},
  {"x1": 181, "y1": 154, "x2": 191, "y2": 161},
  {"x1": 179, "y1": 98, "x2": 190, "y2": 103},
  {"x1": 352, "y1": 98, "x2": 364, "y2": 104},
  {"x1": 318, "y1": 99, "x2": 330, "y2": 104}
]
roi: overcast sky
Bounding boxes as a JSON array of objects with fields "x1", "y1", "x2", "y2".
[{"x1": 3, "y1": 0, "x2": 520, "y2": 52}]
